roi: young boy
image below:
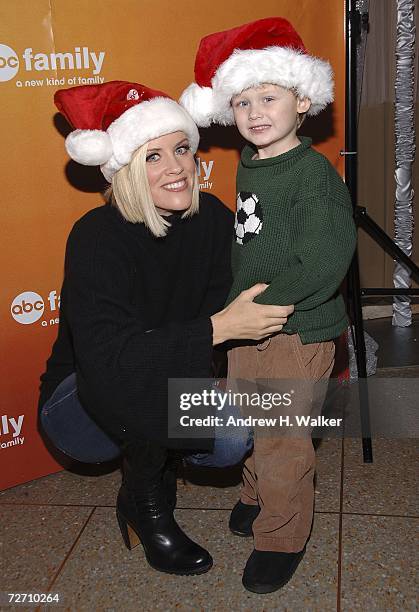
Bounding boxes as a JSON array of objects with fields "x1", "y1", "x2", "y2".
[{"x1": 181, "y1": 17, "x2": 356, "y2": 593}]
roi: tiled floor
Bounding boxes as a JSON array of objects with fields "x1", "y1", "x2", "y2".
[
  {"x1": 1, "y1": 434, "x2": 417, "y2": 611},
  {"x1": 363, "y1": 314, "x2": 419, "y2": 368}
]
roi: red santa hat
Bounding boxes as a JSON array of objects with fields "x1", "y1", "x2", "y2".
[
  {"x1": 180, "y1": 17, "x2": 334, "y2": 127},
  {"x1": 54, "y1": 80, "x2": 200, "y2": 182}
]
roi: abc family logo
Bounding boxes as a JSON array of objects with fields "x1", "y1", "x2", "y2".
[
  {"x1": 11, "y1": 290, "x2": 60, "y2": 326},
  {"x1": 0, "y1": 43, "x2": 105, "y2": 82}
]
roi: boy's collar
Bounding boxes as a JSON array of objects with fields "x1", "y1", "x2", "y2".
[{"x1": 241, "y1": 136, "x2": 312, "y2": 168}]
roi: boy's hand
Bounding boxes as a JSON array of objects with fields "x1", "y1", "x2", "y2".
[{"x1": 211, "y1": 283, "x2": 294, "y2": 345}]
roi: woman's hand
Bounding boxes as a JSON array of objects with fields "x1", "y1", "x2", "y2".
[{"x1": 210, "y1": 284, "x2": 294, "y2": 346}]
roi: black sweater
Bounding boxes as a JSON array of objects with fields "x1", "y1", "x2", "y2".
[{"x1": 39, "y1": 193, "x2": 234, "y2": 449}]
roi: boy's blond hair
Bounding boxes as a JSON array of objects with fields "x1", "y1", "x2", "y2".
[{"x1": 291, "y1": 87, "x2": 309, "y2": 130}]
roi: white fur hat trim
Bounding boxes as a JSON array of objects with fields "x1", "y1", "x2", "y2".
[{"x1": 181, "y1": 47, "x2": 334, "y2": 126}]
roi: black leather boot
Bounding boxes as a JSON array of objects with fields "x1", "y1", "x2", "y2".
[
  {"x1": 117, "y1": 444, "x2": 212, "y2": 575},
  {"x1": 242, "y1": 547, "x2": 306, "y2": 593},
  {"x1": 162, "y1": 452, "x2": 181, "y2": 511},
  {"x1": 229, "y1": 500, "x2": 260, "y2": 537}
]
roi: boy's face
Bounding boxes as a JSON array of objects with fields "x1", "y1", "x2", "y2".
[{"x1": 231, "y1": 84, "x2": 311, "y2": 158}]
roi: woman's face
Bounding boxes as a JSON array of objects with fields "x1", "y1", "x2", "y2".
[{"x1": 145, "y1": 131, "x2": 196, "y2": 216}]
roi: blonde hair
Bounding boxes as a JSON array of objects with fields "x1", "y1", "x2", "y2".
[
  {"x1": 106, "y1": 142, "x2": 199, "y2": 238},
  {"x1": 290, "y1": 87, "x2": 308, "y2": 130},
  {"x1": 296, "y1": 112, "x2": 307, "y2": 130}
]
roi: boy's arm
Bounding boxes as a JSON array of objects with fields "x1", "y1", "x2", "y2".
[{"x1": 253, "y1": 195, "x2": 357, "y2": 311}]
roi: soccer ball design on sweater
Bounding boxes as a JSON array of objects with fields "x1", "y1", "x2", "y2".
[{"x1": 234, "y1": 192, "x2": 263, "y2": 245}]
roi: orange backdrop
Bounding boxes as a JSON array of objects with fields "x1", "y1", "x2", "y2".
[{"x1": 0, "y1": 0, "x2": 346, "y2": 490}]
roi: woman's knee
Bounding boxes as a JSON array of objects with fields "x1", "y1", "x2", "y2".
[{"x1": 186, "y1": 429, "x2": 253, "y2": 468}]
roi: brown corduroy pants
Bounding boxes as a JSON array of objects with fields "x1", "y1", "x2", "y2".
[{"x1": 227, "y1": 333, "x2": 335, "y2": 553}]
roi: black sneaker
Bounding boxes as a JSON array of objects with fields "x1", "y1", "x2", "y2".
[
  {"x1": 229, "y1": 500, "x2": 260, "y2": 537},
  {"x1": 242, "y1": 547, "x2": 306, "y2": 593}
]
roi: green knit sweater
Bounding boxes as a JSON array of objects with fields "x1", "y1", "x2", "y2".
[{"x1": 225, "y1": 137, "x2": 357, "y2": 344}]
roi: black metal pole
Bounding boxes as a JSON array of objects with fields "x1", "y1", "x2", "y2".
[
  {"x1": 362, "y1": 288, "x2": 419, "y2": 296},
  {"x1": 355, "y1": 207, "x2": 419, "y2": 279},
  {"x1": 345, "y1": 0, "x2": 373, "y2": 462}
]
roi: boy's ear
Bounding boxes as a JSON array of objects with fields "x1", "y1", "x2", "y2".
[{"x1": 297, "y1": 97, "x2": 311, "y2": 113}]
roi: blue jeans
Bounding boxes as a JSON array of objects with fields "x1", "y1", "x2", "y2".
[
  {"x1": 185, "y1": 388, "x2": 254, "y2": 467},
  {"x1": 40, "y1": 373, "x2": 121, "y2": 463},
  {"x1": 40, "y1": 373, "x2": 253, "y2": 466}
]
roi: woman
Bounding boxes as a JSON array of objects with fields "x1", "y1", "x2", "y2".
[{"x1": 39, "y1": 80, "x2": 293, "y2": 576}]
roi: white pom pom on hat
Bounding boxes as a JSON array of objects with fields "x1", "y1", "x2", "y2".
[
  {"x1": 54, "y1": 80, "x2": 200, "y2": 181},
  {"x1": 65, "y1": 129, "x2": 113, "y2": 166},
  {"x1": 179, "y1": 83, "x2": 216, "y2": 128},
  {"x1": 180, "y1": 17, "x2": 334, "y2": 126}
]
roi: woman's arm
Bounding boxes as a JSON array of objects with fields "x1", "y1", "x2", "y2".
[
  {"x1": 212, "y1": 284, "x2": 293, "y2": 344},
  {"x1": 197, "y1": 194, "x2": 294, "y2": 342}
]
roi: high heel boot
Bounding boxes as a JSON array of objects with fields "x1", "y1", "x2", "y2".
[
  {"x1": 162, "y1": 452, "x2": 182, "y2": 511},
  {"x1": 117, "y1": 443, "x2": 212, "y2": 575}
]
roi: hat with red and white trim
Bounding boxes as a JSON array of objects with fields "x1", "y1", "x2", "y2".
[
  {"x1": 54, "y1": 80, "x2": 200, "y2": 182},
  {"x1": 180, "y1": 17, "x2": 334, "y2": 127}
]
